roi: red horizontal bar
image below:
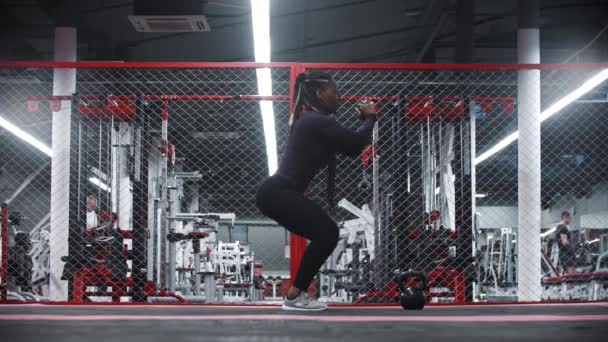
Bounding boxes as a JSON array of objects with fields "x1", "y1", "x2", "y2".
[
  {"x1": 303, "y1": 62, "x2": 608, "y2": 70},
  {"x1": 340, "y1": 95, "x2": 399, "y2": 101},
  {"x1": 28, "y1": 95, "x2": 289, "y2": 102},
  {"x1": 3, "y1": 61, "x2": 608, "y2": 70},
  {"x1": 428, "y1": 292, "x2": 458, "y2": 297},
  {"x1": 143, "y1": 94, "x2": 289, "y2": 101},
  {"x1": 28, "y1": 95, "x2": 115, "y2": 101},
  {"x1": 0, "y1": 61, "x2": 294, "y2": 69},
  {"x1": 84, "y1": 292, "x2": 128, "y2": 297},
  {"x1": 189, "y1": 232, "x2": 210, "y2": 238}
]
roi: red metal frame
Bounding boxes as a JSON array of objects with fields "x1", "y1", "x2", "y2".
[
  {"x1": 553, "y1": 272, "x2": 608, "y2": 282},
  {"x1": 288, "y1": 64, "x2": 308, "y2": 282},
  {"x1": 144, "y1": 95, "x2": 289, "y2": 101},
  {"x1": 71, "y1": 264, "x2": 185, "y2": 303},
  {"x1": 340, "y1": 95, "x2": 399, "y2": 102},
  {"x1": 301, "y1": 62, "x2": 608, "y2": 70},
  {"x1": 28, "y1": 94, "x2": 289, "y2": 102},
  {"x1": 0, "y1": 61, "x2": 295, "y2": 69},
  {"x1": 28, "y1": 94, "x2": 291, "y2": 127},
  {"x1": 6, "y1": 60, "x2": 608, "y2": 304},
  {"x1": 2, "y1": 61, "x2": 608, "y2": 70},
  {"x1": 5, "y1": 300, "x2": 607, "y2": 307},
  {"x1": 0, "y1": 204, "x2": 7, "y2": 301}
]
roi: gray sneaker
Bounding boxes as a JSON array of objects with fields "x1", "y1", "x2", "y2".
[{"x1": 282, "y1": 292, "x2": 327, "y2": 311}]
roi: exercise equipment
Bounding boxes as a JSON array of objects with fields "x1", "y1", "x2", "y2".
[
  {"x1": 266, "y1": 276, "x2": 284, "y2": 299},
  {"x1": 318, "y1": 94, "x2": 469, "y2": 304},
  {"x1": 0, "y1": 204, "x2": 46, "y2": 301},
  {"x1": 8, "y1": 231, "x2": 33, "y2": 294},
  {"x1": 1, "y1": 205, "x2": 36, "y2": 301},
  {"x1": 317, "y1": 199, "x2": 375, "y2": 302},
  {"x1": 539, "y1": 231, "x2": 608, "y2": 301},
  {"x1": 396, "y1": 270, "x2": 427, "y2": 310},
  {"x1": 478, "y1": 228, "x2": 517, "y2": 301}
]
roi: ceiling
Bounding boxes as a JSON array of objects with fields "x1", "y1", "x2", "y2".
[{"x1": 0, "y1": 0, "x2": 606, "y2": 63}]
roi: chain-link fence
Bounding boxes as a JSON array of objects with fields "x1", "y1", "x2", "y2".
[
  {"x1": 1, "y1": 62, "x2": 607, "y2": 304},
  {"x1": 305, "y1": 65, "x2": 608, "y2": 304},
  {"x1": 0, "y1": 64, "x2": 294, "y2": 303}
]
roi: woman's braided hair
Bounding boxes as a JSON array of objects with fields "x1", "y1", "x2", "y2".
[{"x1": 288, "y1": 71, "x2": 334, "y2": 132}]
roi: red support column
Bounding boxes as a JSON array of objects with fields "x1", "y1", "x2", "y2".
[
  {"x1": 72, "y1": 269, "x2": 86, "y2": 303},
  {"x1": 453, "y1": 271, "x2": 466, "y2": 304},
  {"x1": 288, "y1": 65, "x2": 308, "y2": 281}
]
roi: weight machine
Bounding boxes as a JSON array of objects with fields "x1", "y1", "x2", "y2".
[
  {"x1": 315, "y1": 80, "x2": 525, "y2": 304},
  {"x1": 23, "y1": 92, "x2": 282, "y2": 303},
  {"x1": 318, "y1": 90, "x2": 477, "y2": 304},
  {"x1": 318, "y1": 199, "x2": 375, "y2": 302},
  {"x1": 541, "y1": 230, "x2": 608, "y2": 301},
  {"x1": 478, "y1": 228, "x2": 518, "y2": 301},
  {"x1": 0, "y1": 204, "x2": 41, "y2": 302}
]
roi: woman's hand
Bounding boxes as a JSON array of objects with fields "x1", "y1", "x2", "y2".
[{"x1": 356, "y1": 98, "x2": 376, "y2": 120}]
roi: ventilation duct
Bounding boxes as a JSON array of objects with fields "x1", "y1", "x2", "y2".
[{"x1": 129, "y1": 0, "x2": 210, "y2": 32}]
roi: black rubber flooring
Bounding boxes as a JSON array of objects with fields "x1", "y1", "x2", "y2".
[{"x1": 1, "y1": 303, "x2": 607, "y2": 341}]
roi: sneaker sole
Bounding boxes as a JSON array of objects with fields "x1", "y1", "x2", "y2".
[{"x1": 281, "y1": 304, "x2": 327, "y2": 312}]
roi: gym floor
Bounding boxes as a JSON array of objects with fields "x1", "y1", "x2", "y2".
[{"x1": 1, "y1": 303, "x2": 607, "y2": 341}]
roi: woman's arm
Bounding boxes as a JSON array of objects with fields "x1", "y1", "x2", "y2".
[{"x1": 320, "y1": 116, "x2": 376, "y2": 157}]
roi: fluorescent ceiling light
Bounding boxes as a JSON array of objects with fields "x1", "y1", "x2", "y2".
[
  {"x1": 251, "y1": 0, "x2": 270, "y2": 63},
  {"x1": 90, "y1": 166, "x2": 109, "y2": 183},
  {"x1": 540, "y1": 69, "x2": 608, "y2": 121},
  {"x1": 251, "y1": 0, "x2": 277, "y2": 175},
  {"x1": 0, "y1": 115, "x2": 52, "y2": 157},
  {"x1": 475, "y1": 194, "x2": 487, "y2": 198},
  {"x1": 475, "y1": 132, "x2": 518, "y2": 165},
  {"x1": 540, "y1": 227, "x2": 556, "y2": 238},
  {"x1": 588, "y1": 238, "x2": 599, "y2": 244},
  {"x1": 1, "y1": 114, "x2": 110, "y2": 192},
  {"x1": 89, "y1": 177, "x2": 111, "y2": 193},
  {"x1": 475, "y1": 69, "x2": 608, "y2": 165},
  {"x1": 257, "y1": 70, "x2": 278, "y2": 175}
]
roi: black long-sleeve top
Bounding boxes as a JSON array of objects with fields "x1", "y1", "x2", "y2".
[{"x1": 276, "y1": 110, "x2": 376, "y2": 199}]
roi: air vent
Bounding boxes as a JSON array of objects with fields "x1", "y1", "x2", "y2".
[{"x1": 128, "y1": 15, "x2": 210, "y2": 32}]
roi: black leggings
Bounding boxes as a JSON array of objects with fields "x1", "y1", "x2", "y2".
[{"x1": 256, "y1": 175, "x2": 339, "y2": 291}]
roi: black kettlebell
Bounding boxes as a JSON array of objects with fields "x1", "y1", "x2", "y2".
[{"x1": 396, "y1": 271, "x2": 427, "y2": 310}]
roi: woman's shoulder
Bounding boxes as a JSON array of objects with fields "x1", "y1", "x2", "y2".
[{"x1": 300, "y1": 111, "x2": 335, "y2": 125}]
